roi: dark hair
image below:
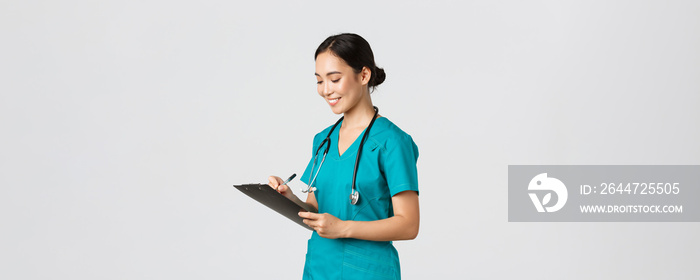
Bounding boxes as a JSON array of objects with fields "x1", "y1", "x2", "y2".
[{"x1": 314, "y1": 33, "x2": 386, "y2": 91}]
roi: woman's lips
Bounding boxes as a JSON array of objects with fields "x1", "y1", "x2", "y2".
[{"x1": 328, "y1": 97, "x2": 340, "y2": 106}]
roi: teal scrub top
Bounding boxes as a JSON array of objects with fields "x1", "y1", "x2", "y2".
[{"x1": 300, "y1": 117, "x2": 419, "y2": 280}]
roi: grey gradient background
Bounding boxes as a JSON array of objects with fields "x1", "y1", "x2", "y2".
[{"x1": 1, "y1": 0, "x2": 699, "y2": 279}]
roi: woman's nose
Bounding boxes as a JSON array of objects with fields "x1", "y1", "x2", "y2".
[{"x1": 322, "y1": 82, "x2": 332, "y2": 95}]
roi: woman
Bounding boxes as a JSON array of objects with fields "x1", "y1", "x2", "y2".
[{"x1": 269, "y1": 33, "x2": 420, "y2": 280}]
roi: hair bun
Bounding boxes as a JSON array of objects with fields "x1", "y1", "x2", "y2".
[{"x1": 372, "y1": 67, "x2": 386, "y2": 87}]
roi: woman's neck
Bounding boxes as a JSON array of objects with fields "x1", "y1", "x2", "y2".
[{"x1": 342, "y1": 98, "x2": 376, "y2": 129}]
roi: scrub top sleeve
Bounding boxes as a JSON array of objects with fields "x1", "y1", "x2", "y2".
[
  {"x1": 382, "y1": 134, "x2": 420, "y2": 196},
  {"x1": 300, "y1": 132, "x2": 324, "y2": 185}
]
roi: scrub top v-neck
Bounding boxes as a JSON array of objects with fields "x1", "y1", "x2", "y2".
[
  {"x1": 300, "y1": 117, "x2": 419, "y2": 280},
  {"x1": 335, "y1": 121, "x2": 363, "y2": 158}
]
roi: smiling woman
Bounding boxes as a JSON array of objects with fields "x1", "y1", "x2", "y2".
[{"x1": 268, "y1": 33, "x2": 420, "y2": 280}]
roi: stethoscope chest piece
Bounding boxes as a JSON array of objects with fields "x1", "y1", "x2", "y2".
[{"x1": 349, "y1": 190, "x2": 360, "y2": 205}]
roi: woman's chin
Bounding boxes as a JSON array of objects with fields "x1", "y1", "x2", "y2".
[{"x1": 330, "y1": 106, "x2": 344, "y2": 115}]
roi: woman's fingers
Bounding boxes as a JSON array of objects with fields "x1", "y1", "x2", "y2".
[
  {"x1": 268, "y1": 175, "x2": 296, "y2": 199},
  {"x1": 299, "y1": 211, "x2": 316, "y2": 221},
  {"x1": 299, "y1": 212, "x2": 346, "y2": 238},
  {"x1": 300, "y1": 212, "x2": 322, "y2": 228},
  {"x1": 268, "y1": 176, "x2": 278, "y2": 187},
  {"x1": 267, "y1": 176, "x2": 283, "y2": 190},
  {"x1": 299, "y1": 211, "x2": 315, "y2": 226}
]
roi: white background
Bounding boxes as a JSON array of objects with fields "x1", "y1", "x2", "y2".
[{"x1": 1, "y1": 0, "x2": 699, "y2": 279}]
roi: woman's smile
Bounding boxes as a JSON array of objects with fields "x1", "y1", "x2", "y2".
[{"x1": 328, "y1": 97, "x2": 340, "y2": 106}]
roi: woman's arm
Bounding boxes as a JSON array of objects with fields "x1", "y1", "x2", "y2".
[{"x1": 298, "y1": 190, "x2": 419, "y2": 241}]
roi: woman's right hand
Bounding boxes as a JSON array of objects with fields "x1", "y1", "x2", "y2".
[{"x1": 268, "y1": 175, "x2": 295, "y2": 200}]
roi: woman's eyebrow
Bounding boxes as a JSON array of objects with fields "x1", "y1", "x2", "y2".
[{"x1": 315, "y1": 71, "x2": 342, "y2": 77}]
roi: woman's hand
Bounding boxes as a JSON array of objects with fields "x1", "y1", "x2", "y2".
[
  {"x1": 299, "y1": 211, "x2": 349, "y2": 239},
  {"x1": 268, "y1": 175, "x2": 295, "y2": 200},
  {"x1": 298, "y1": 191, "x2": 419, "y2": 241}
]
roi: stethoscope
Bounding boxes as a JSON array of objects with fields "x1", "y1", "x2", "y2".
[{"x1": 302, "y1": 106, "x2": 379, "y2": 205}]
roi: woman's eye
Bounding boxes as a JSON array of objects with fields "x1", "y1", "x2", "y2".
[
  {"x1": 316, "y1": 81, "x2": 323, "y2": 85},
  {"x1": 331, "y1": 79, "x2": 340, "y2": 83}
]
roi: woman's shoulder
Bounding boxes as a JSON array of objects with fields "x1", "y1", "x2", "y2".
[{"x1": 369, "y1": 117, "x2": 417, "y2": 150}]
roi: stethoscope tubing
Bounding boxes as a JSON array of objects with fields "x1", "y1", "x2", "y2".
[{"x1": 303, "y1": 106, "x2": 379, "y2": 205}]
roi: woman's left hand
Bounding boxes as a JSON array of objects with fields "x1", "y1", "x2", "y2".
[{"x1": 299, "y1": 211, "x2": 349, "y2": 239}]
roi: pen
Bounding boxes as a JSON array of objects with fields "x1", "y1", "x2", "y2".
[{"x1": 277, "y1": 173, "x2": 297, "y2": 191}]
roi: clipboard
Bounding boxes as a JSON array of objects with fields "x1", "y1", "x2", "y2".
[{"x1": 233, "y1": 183, "x2": 316, "y2": 230}]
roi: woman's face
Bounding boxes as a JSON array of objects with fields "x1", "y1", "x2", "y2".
[{"x1": 315, "y1": 51, "x2": 370, "y2": 115}]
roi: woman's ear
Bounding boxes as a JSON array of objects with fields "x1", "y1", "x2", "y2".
[{"x1": 360, "y1": 66, "x2": 371, "y2": 86}]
